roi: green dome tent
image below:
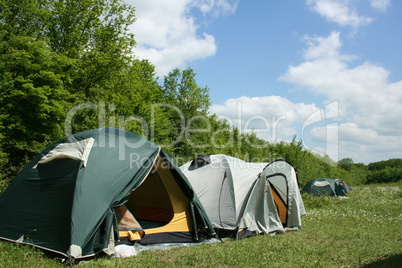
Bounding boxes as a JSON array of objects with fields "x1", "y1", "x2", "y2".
[
  {"x1": 301, "y1": 178, "x2": 349, "y2": 196},
  {"x1": 0, "y1": 128, "x2": 214, "y2": 259}
]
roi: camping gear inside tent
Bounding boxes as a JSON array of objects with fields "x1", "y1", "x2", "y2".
[
  {"x1": 0, "y1": 127, "x2": 214, "y2": 259},
  {"x1": 301, "y1": 178, "x2": 348, "y2": 196},
  {"x1": 180, "y1": 155, "x2": 306, "y2": 238}
]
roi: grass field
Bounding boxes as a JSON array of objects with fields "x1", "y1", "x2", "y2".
[{"x1": 0, "y1": 183, "x2": 401, "y2": 267}]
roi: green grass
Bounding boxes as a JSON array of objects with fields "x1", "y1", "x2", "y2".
[{"x1": 1, "y1": 183, "x2": 401, "y2": 267}]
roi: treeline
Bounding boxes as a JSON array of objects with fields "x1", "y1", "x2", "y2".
[
  {"x1": 0, "y1": 0, "x2": 399, "y2": 193},
  {"x1": 366, "y1": 159, "x2": 402, "y2": 184},
  {"x1": 335, "y1": 158, "x2": 402, "y2": 185}
]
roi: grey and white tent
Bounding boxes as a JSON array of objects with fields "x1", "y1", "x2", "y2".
[{"x1": 180, "y1": 155, "x2": 306, "y2": 238}]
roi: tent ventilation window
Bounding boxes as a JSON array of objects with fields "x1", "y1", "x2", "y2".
[{"x1": 190, "y1": 156, "x2": 211, "y2": 169}]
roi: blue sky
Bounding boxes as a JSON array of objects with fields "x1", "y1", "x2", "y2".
[{"x1": 127, "y1": 0, "x2": 402, "y2": 164}]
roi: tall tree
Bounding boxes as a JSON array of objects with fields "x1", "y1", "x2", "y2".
[
  {"x1": 338, "y1": 158, "x2": 354, "y2": 171},
  {"x1": 0, "y1": 35, "x2": 74, "y2": 164},
  {"x1": 162, "y1": 68, "x2": 211, "y2": 156},
  {"x1": 163, "y1": 68, "x2": 210, "y2": 118},
  {"x1": 0, "y1": 0, "x2": 139, "y2": 178}
]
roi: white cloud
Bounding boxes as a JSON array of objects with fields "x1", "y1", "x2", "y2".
[
  {"x1": 192, "y1": 0, "x2": 239, "y2": 17},
  {"x1": 311, "y1": 123, "x2": 377, "y2": 149},
  {"x1": 134, "y1": 33, "x2": 217, "y2": 77},
  {"x1": 210, "y1": 96, "x2": 320, "y2": 143},
  {"x1": 370, "y1": 0, "x2": 391, "y2": 11},
  {"x1": 306, "y1": 0, "x2": 373, "y2": 27},
  {"x1": 303, "y1": 31, "x2": 355, "y2": 61},
  {"x1": 280, "y1": 31, "x2": 402, "y2": 163},
  {"x1": 280, "y1": 31, "x2": 402, "y2": 132},
  {"x1": 126, "y1": 0, "x2": 238, "y2": 77},
  {"x1": 336, "y1": 123, "x2": 400, "y2": 163},
  {"x1": 307, "y1": 122, "x2": 402, "y2": 164}
]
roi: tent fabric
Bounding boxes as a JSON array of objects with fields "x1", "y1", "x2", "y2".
[
  {"x1": 180, "y1": 155, "x2": 306, "y2": 237},
  {"x1": 314, "y1": 180, "x2": 331, "y2": 187},
  {"x1": 190, "y1": 155, "x2": 211, "y2": 167},
  {"x1": 33, "y1": 137, "x2": 95, "y2": 168},
  {"x1": 301, "y1": 178, "x2": 348, "y2": 196},
  {"x1": 0, "y1": 127, "x2": 214, "y2": 259}
]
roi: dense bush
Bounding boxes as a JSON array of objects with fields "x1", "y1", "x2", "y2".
[
  {"x1": 364, "y1": 159, "x2": 402, "y2": 184},
  {"x1": 366, "y1": 166, "x2": 402, "y2": 184}
]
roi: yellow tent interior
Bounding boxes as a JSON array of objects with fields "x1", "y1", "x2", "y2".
[{"x1": 115, "y1": 157, "x2": 196, "y2": 245}]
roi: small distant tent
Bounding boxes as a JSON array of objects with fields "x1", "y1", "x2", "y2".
[
  {"x1": 301, "y1": 178, "x2": 350, "y2": 196},
  {"x1": 0, "y1": 128, "x2": 214, "y2": 259},
  {"x1": 180, "y1": 155, "x2": 306, "y2": 238}
]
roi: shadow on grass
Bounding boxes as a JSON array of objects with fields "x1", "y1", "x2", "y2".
[{"x1": 361, "y1": 253, "x2": 402, "y2": 267}]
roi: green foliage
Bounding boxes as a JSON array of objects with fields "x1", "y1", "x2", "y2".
[
  {"x1": 364, "y1": 158, "x2": 402, "y2": 184},
  {"x1": 163, "y1": 68, "x2": 211, "y2": 117},
  {"x1": 368, "y1": 158, "x2": 402, "y2": 171},
  {"x1": 366, "y1": 167, "x2": 402, "y2": 184},
  {"x1": 0, "y1": 35, "x2": 74, "y2": 170},
  {"x1": 0, "y1": 178, "x2": 11, "y2": 194},
  {"x1": 161, "y1": 68, "x2": 211, "y2": 157},
  {"x1": 0, "y1": 119, "x2": 10, "y2": 181},
  {"x1": 270, "y1": 137, "x2": 306, "y2": 170},
  {"x1": 0, "y1": 0, "x2": 144, "y2": 180},
  {"x1": 341, "y1": 163, "x2": 368, "y2": 185},
  {"x1": 337, "y1": 157, "x2": 354, "y2": 171}
]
